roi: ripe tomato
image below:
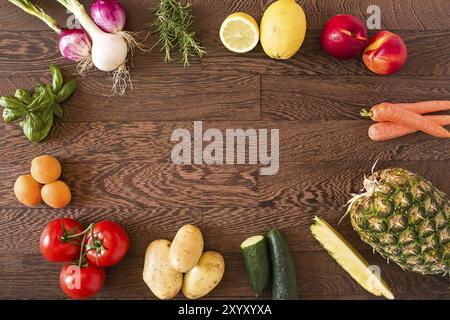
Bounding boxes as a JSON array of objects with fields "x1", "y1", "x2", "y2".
[
  {"x1": 86, "y1": 220, "x2": 129, "y2": 267},
  {"x1": 40, "y1": 218, "x2": 83, "y2": 262},
  {"x1": 59, "y1": 263, "x2": 105, "y2": 300}
]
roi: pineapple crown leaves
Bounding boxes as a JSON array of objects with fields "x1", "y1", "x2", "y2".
[{"x1": 340, "y1": 160, "x2": 381, "y2": 224}]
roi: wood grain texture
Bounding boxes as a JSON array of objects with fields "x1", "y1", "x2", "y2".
[
  {"x1": 1, "y1": 0, "x2": 449, "y2": 31},
  {"x1": 1, "y1": 30, "x2": 449, "y2": 76},
  {"x1": 0, "y1": 0, "x2": 449, "y2": 300},
  {"x1": 1, "y1": 252, "x2": 448, "y2": 300},
  {"x1": 202, "y1": 30, "x2": 450, "y2": 76},
  {"x1": 1, "y1": 120, "x2": 448, "y2": 164},
  {"x1": 259, "y1": 161, "x2": 450, "y2": 208},
  {"x1": 0, "y1": 163, "x2": 257, "y2": 208},
  {"x1": 261, "y1": 76, "x2": 450, "y2": 120},
  {"x1": 0, "y1": 71, "x2": 260, "y2": 121}
]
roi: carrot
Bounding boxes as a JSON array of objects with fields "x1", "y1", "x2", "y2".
[
  {"x1": 361, "y1": 103, "x2": 450, "y2": 138},
  {"x1": 379, "y1": 101, "x2": 450, "y2": 114},
  {"x1": 368, "y1": 115, "x2": 450, "y2": 141}
]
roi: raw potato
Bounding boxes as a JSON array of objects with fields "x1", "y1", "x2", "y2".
[
  {"x1": 169, "y1": 224, "x2": 204, "y2": 273},
  {"x1": 143, "y1": 239, "x2": 183, "y2": 300},
  {"x1": 182, "y1": 251, "x2": 225, "y2": 299}
]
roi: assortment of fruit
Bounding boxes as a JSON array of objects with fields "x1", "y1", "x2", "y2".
[
  {"x1": 14, "y1": 155, "x2": 72, "y2": 209},
  {"x1": 40, "y1": 217, "x2": 129, "y2": 299},
  {"x1": 321, "y1": 14, "x2": 407, "y2": 75},
  {"x1": 220, "y1": 0, "x2": 306, "y2": 59},
  {"x1": 143, "y1": 224, "x2": 225, "y2": 300}
]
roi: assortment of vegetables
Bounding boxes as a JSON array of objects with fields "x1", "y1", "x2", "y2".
[
  {"x1": 56, "y1": 0, "x2": 139, "y2": 94},
  {"x1": 152, "y1": 0, "x2": 205, "y2": 66},
  {"x1": 9, "y1": 0, "x2": 143, "y2": 94},
  {"x1": 40, "y1": 217, "x2": 129, "y2": 299},
  {"x1": 241, "y1": 229, "x2": 298, "y2": 300},
  {"x1": 143, "y1": 224, "x2": 224, "y2": 299},
  {"x1": 362, "y1": 101, "x2": 450, "y2": 141},
  {"x1": 14, "y1": 155, "x2": 72, "y2": 209},
  {"x1": 0, "y1": 65, "x2": 76, "y2": 142},
  {"x1": 2, "y1": 0, "x2": 448, "y2": 300}
]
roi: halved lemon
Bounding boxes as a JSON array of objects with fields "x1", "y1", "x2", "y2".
[
  {"x1": 220, "y1": 12, "x2": 259, "y2": 53},
  {"x1": 310, "y1": 216, "x2": 395, "y2": 300}
]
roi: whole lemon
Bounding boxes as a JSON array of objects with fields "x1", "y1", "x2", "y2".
[
  {"x1": 41, "y1": 181, "x2": 71, "y2": 209},
  {"x1": 31, "y1": 155, "x2": 62, "y2": 184},
  {"x1": 260, "y1": 0, "x2": 307, "y2": 59},
  {"x1": 14, "y1": 175, "x2": 42, "y2": 207}
]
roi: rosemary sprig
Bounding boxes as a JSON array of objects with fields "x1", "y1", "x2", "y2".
[{"x1": 153, "y1": 0, "x2": 206, "y2": 66}]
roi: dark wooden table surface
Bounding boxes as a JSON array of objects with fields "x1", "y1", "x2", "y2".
[{"x1": 0, "y1": 0, "x2": 449, "y2": 300}]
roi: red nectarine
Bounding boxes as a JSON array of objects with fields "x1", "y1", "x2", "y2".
[
  {"x1": 363, "y1": 31, "x2": 408, "y2": 75},
  {"x1": 321, "y1": 15, "x2": 368, "y2": 59}
]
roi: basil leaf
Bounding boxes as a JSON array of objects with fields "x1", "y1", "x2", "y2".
[
  {"x1": 28, "y1": 86, "x2": 55, "y2": 113},
  {"x1": 53, "y1": 103, "x2": 64, "y2": 118},
  {"x1": 15, "y1": 89, "x2": 33, "y2": 104},
  {"x1": 38, "y1": 107, "x2": 54, "y2": 141},
  {"x1": 50, "y1": 64, "x2": 63, "y2": 94},
  {"x1": 3, "y1": 108, "x2": 24, "y2": 123},
  {"x1": 56, "y1": 80, "x2": 77, "y2": 104},
  {"x1": 33, "y1": 85, "x2": 45, "y2": 99},
  {"x1": 0, "y1": 96, "x2": 27, "y2": 110},
  {"x1": 23, "y1": 113, "x2": 45, "y2": 142}
]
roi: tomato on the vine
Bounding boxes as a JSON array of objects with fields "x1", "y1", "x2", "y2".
[
  {"x1": 40, "y1": 218, "x2": 83, "y2": 262},
  {"x1": 85, "y1": 220, "x2": 129, "y2": 267},
  {"x1": 59, "y1": 263, "x2": 105, "y2": 300}
]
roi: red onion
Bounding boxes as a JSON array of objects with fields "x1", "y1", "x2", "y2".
[
  {"x1": 58, "y1": 28, "x2": 92, "y2": 62},
  {"x1": 90, "y1": 0, "x2": 127, "y2": 34}
]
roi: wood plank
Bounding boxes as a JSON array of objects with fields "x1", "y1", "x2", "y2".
[
  {"x1": 1, "y1": 119, "x2": 449, "y2": 165},
  {"x1": 1, "y1": 252, "x2": 448, "y2": 299},
  {"x1": 261, "y1": 75, "x2": 450, "y2": 120},
  {"x1": 259, "y1": 161, "x2": 450, "y2": 208},
  {"x1": 202, "y1": 30, "x2": 450, "y2": 76},
  {"x1": 0, "y1": 30, "x2": 201, "y2": 75},
  {"x1": 0, "y1": 72, "x2": 260, "y2": 121},
  {"x1": 2, "y1": 119, "x2": 449, "y2": 165},
  {"x1": 2, "y1": 0, "x2": 449, "y2": 32},
  {"x1": 2, "y1": 29, "x2": 448, "y2": 77},
  {"x1": 0, "y1": 163, "x2": 257, "y2": 208},
  {"x1": 0, "y1": 207, "x2": 201, "y2": 255}
]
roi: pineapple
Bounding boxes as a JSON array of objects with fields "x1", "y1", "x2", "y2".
[
  {"x1": 311, "y1": 217, "x2": 394, "y2": 299},
  {"x1": 347, "y1": 168, "x2": 450, "y2": 276}
]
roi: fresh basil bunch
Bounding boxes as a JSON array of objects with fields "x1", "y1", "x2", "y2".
[{"x1": 0, "y1": 65, "x2": 76, "y2": 142}]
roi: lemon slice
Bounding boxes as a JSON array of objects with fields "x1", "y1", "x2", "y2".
[
  {"x1": 220, "y1": 12, "x2": 259, "y2": 53},
  {"x1": 310, "y1": 216, "x2": 395, "y2": 300}
]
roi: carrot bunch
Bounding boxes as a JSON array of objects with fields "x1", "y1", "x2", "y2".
[{"x1": 361, "y1": 101, "x2": 450, "y2": 141}]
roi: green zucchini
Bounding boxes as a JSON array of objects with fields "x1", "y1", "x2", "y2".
[
  {"x1": 240, "y1": 235, "x2": 270, "y2": 297},
  {"x1": 267, "y1": 229, "x2": 299, "y2": 300}
]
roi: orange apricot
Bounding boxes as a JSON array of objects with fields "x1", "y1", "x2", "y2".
[
  {"x1": 14, "y1": 175, "x2": 42, "y2": 207},
  {"x1": 31, "y1": 155, "x2": 62, "y2": 184},
  {"x1": 41, "y1": 181, "x2": 71, "y2": 209}
]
